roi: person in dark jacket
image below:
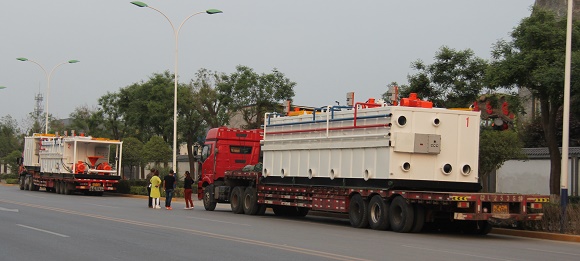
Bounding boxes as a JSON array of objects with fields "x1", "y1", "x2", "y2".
[
  {"x1": 183, "y1": 171, "x2": 194, "y2": 209},
  {"x1": 163, "y1": 170, "x2": 176, "y2": 210}
]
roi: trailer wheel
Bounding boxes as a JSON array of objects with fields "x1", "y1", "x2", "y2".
[
  {"x1": 203, "y1": 185, "x2": 217, "y2": 211},
  {"x1": 411, "y1": 205, "x2": 425, "y2": 233},
  {"x1": 64, "y1": 182, "x2": 72, "y2": 195},
  {"x1": 389, "y1": 196, "x2": 415, "y2": 233},
  {"x1": 230, "y1": 186, "x2": 245, "y2": 214},
  {"x1": 272, "y1": 206, "x2": 287, "y2": 216},
  {"x1": 25, "y1": 176, "x2": 32, "y2": 191},
  {"x1": 368, "y1": 195, "x2": 390, "y2": 230},
  {"x1": 256, "y1": 205, "x2": 267, "y2": 215},
  {"x1": 55, "y1": 181, "x2": 61, "y2": 194},
  {"x1": 349, "y1": 194, "x2": 369, "y2": 228},
  {"x1": 19, "y1": 176, "x2": 25, "y2": 190},
  {"x1": 243, "y1": 187, "x2": 260, "y2": 215},
  {"x1": 296, "y1": 207, "x2": 309, "y2": 217}
]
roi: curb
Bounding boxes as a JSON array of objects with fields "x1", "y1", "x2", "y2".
[{"x1": 491, "y1": 228, "x2": 580, "y2": 242}]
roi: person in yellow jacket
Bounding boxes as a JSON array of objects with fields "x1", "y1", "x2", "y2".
[{"x1": 150, "y1": 170, "x2": 162, "y2": 209}]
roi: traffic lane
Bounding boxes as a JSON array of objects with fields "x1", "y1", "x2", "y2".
[
  {"x1": 3, "y1": 186, "x2": 580, "y2": 261},
  {"x1": 0, "y1": 198, "x2": 351, "y2": 261}
]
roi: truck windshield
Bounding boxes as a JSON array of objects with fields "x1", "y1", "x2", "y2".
[{"x1": 201, "y1": 145, "x2": 212, "y2": 162}]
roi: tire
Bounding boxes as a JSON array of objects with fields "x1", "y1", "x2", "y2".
[
  {"x1": 243, "y1": 187, "x2": 260, "y2": 215},
  {"x1": 368, "y1": 195, "x2": 390, "y2": 230},
  {"x1": 272, "y1": 205, "x2": 288, "y2": 216},
  {"x1": 389, "y1": 196, "x2": 415, "y2": 233},
  {"x1": 256, "y1": 204, "x2": 267, "y2": 215},
  {"x1": 348, "y1": 194, "x2": 369, "y2": 228},
  {"x1": 203, "y1": 185, "x2": 217, "y2": 211},
  {"x1": 27, "y1": 176, "x2": 33, "y2": 191},
  {"x1": 230, "y1": 186, "x2": 245, "y2": 214},
  {"x1": 94, "y1": 191, "x2": 104, "y2": 196},
  {"x1": 64, "y1": 182, "x2": 72, "y2": 195},
  {"x1": 55, "y1": 181, "x2": 61, "y2": 194},
  {"x1": 411, "y1": 205, "x2": 425, "y2": 233},
  {"x1": 19, "y1": 176, "x2": 25, "y2": 190},
  {"x1": 296, "y1": 207, "x2": 309, "y2": 217}
]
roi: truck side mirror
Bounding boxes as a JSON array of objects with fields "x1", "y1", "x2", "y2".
[
  {"x1": 16, "y1": 157, "x2": 23, "y2": 165},
  {"x1": 193, "y1": 145, "x2": 199, "y2": 156}
]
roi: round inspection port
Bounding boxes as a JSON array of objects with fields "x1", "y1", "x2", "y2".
[
  {"x1": 397, "y1": 116, "x2": 407, "y2": 127},
  {"x1": 263, "y1": 168, "x2": 268, "y2": 176},
  {"x1": 280, "y1": 169, "x2": 285, "y2": 178},
  {"x1": 364, "y1": 169, "x2": 370, "y2": 181},
  {"x1": 442, "y1": 164, "x2": 452, "y2": 175},
  {"x1": 308, "y1": 169, "x2": 314, "y2": 179},
  {"x1": 330, "y1": 169, "x2": 335, "y2": 180},
  {"x1": 461, "y1": 165, "x2": 472, "y2": 176},
  {"x1": 401, "y1": 162, "x2": 411, "y2": 172},
  {"x1": 433, "y1": 118, "x2": 440, "y2": 126}
]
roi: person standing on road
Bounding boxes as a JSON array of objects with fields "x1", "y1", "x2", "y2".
[
  {"x1": 183, "y1": 171, "x2": 194, "y2": 209},
  {"x1": 146, "y1": 168, "x2": 155, "y2": 208},
  {"x1": 163, "y1": 170, "x2": 176, "y2": 210},
  {"x1": 150, "y1": 170, "x2": 161, "y2": 209}
]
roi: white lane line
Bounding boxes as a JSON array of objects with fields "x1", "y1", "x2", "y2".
[
  {"x1": 26, "y1": 195, "x2": 46, "y2": 199},
  {"x1": 525, "y1": 248, "x2": 580, "y2": 257},
  {"x1": 401, "y1": 244, "x2": 514, "y2": 261},
  {"x1": 0, "y1": 207, "x2": 19, "y2": 212},
  {"x1": 87, "y1": 203, "x2": 119, "y2": 208},
  {"x1": 186, "y1": 216, "x2": 251, "y2": 226},
  {"x1": 17, "y1": 224, "x2": 70, "y2": 238}
]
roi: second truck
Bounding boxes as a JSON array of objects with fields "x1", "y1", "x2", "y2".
[{"x1": 197, "y1": 94, "x2": 549, "y2": 234}]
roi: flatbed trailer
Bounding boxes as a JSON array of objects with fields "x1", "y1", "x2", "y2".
[
  {"x1": 18, "y1": 133, "x2": 123, "y2": 196},
  {"x1": 197, "y1": 94, "x2": 549, "y2": 234}
]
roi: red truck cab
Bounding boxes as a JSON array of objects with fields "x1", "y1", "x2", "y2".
[{"x1": 197, "y1": 127, "x2": 263, "y2": 199}]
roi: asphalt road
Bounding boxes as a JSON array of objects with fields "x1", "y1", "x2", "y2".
[{"x1": 1, "y1": 185, "x2": 579, "y2": 261}]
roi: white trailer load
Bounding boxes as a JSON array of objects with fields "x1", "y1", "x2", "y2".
[
  {"x1": 19, "y1": 133, "x2": 123, "y2": 195},
  {"x1": 262, "y1": 101, "x2": 481, "y2": 191}
]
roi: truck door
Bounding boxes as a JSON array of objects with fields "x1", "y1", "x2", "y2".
[{"x1": 200, "y1": 142, "x2": 215, "y2": 183}]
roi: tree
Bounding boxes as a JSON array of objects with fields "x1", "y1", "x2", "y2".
[
  {"x1": 220, "y1": 65, "x2": 296, "y2": 129},
  {"x1": 0, "y1": 115, "x2": 21, "y2": 160},
  {"x1": 191, "y1": 68, "x2": 232, "y2": 128},
  {"x1": 478, "y1": 128, "x2": 525, "y2": 191},
  {"x1": 1, "y1": 150, "x2": 22, "y2": 174},
  {"x1": 401, "y1": 46, "x2": 489, "y2": 108},
  {"x1": 117, "y1": 71, "x2": 183, "y2": 143},
  {"x1": 142, "y1": 136, "x2": 171, "y2": 168},
  {"x1": 98, "y1": 92, "x2": 125, "y2": 140},
  {"x1": 486, "y1": 7, "x2": 580, "y2": 195},
  {"x1": 69, "y1": 105, "x2": 106, "y2": 137},
  {"x1": 121, "y1": 137, "x2": 144, "y2": 179}
]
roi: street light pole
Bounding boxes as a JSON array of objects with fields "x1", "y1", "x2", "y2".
[
  {"x1": 560, "y1": 0, "x2": 573, "y2": 233},
  {"x1": 131, "y1": 1, "x2": 222, "y2": 171},
  {"x1": 16, "y1": 58, "x2": 79, "y2": 134}
]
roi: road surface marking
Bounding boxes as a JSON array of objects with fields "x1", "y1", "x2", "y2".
[
  {"x1": 2, "y1": 199, "x2": 369, "y2": 261},
  {"x1": 525, "y1": 248, "x2": 580, "y2": 256},
  {"x1": 26, "y1": 194, "x2": 46, "y2": 199},
  {"x1": 87, "y1": 203, "x2": 119, "y2": 208},
  {"x1": 17, "y1": 224, "x2": 69, "y2": 238},
  {"x1": 0, "y1": 207, "x2": 19, "y2": 212},
  {"x1": 401, "y1": 244, "x2": 514, "y2": 261},
  {"x1": 186, "y1": 216, "x2": 251, "y2": 226}
]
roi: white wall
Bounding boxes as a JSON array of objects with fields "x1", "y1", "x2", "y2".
[{"x1": 496, "y1": 159, "x2": 576, "y2": 195}]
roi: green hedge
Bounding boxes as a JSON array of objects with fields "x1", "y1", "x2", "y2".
[
  {"x1": 5, "y1": 179, "x2": 19, "y2": 184},
  {"x1": 1, "y1": 174, "x2": 19, "y2": 180},
  {"x1": 128, "y1": 186, "x2": 194, "y2": 198}
]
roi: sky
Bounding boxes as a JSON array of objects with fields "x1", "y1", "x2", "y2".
[{"x1": 1, "y1": 0, "x2": 536, "y2": 128}]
